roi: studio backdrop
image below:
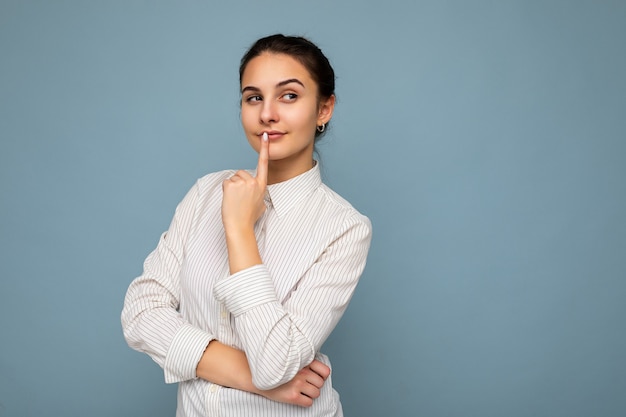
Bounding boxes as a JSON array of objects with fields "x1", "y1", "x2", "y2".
[{"x1": 1, "y1": 1, "x2": 625, "y2": 416}]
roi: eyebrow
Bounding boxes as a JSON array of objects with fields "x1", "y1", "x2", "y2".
[
  {"x1": 277, "y1": 78, "x2": 305, "y2": 88},
  {"x1": 241, "y1": 78, "x2": 305, "y2": 94}
]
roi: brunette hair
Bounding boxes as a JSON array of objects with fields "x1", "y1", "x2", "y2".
[{"x1": 239, "y1": 34, "x2": 336, "y2": 138}]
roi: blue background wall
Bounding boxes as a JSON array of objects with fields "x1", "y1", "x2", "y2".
[{"x1": 1, "y1": 1, "x2": 625, "y2": 416}]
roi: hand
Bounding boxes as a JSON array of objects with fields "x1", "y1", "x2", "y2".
[
  {"x1": 259, "y1": 360, "x2": 331, "y2": 407},
  {"x1": 221, "y1": 133, "x2": 269, "y2": 232}
]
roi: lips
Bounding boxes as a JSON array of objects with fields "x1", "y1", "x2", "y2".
[{"x1": 261, "y1": 131, "x2": 285, "y2": 141}]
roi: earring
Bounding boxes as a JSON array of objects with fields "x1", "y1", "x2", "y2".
[{"x1": 317, "y1": 123, "x2": 326, "y2": 133}]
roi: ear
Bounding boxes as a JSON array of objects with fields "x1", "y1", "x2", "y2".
[{"x1": 317, "y1": 94, "x2": 336, "y2": 125}]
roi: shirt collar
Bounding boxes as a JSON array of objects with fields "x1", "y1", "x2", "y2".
[{"x1": 263, "y1": 162, "x2": 322, "y2": 218}]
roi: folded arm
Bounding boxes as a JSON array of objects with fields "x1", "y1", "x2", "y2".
[
  {"x1": 196, "y1": 340, "x2": 330, "y2": 407},
  {"x1": 215, "y1": 214, "x2": 372, "y2": 390}
]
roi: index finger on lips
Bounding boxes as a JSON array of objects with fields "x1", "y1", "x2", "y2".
[{"x1": 256, "y1": 132, "x2": 269, "y2": 187}]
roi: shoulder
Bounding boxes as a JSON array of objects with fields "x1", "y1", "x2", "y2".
[
  {"x1": 191, "y1": 169, "x2": 238, "y2": 197},
  {"x1": 316, "y1": 183, "x2": 372, "y2": 233},
  {"x1": 176, "y1": 169, "x2": 237, "y2": 210},
  {"x1": 196, "y1": 169, "x2": 237, "y2": 188}
]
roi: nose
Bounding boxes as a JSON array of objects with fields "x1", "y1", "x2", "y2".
[{"x1": 260, "y1": 99, "x2": 279, "y2": 125}]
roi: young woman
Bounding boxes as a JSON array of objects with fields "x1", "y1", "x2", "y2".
[{"x1": 121, "y1": 34, "x2": 372, "y2": 417}]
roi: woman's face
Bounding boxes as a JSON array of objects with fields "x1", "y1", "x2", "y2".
[{"x1": 240, "y1": 53, "x2": 334, "y2": 174}]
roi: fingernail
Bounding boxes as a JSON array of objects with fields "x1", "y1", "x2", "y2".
[{"x1": 263, "y1": 132, "x2": 268, "y2": 142}]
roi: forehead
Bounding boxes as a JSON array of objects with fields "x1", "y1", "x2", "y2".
[{"x1": 241, "y1": 53, "x2": 315, "y2": 88}]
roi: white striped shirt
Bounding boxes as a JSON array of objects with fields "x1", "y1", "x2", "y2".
[{"x1": 121, "y1": 163, "x2": 372, "y2": 417}]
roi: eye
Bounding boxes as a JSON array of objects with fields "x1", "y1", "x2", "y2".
[
  {"x1": 244, "y1": 95, "x2": 262, "y2": 103},
  {"x1": 282, "y1": 93, "x2": 298, "y2": 102}
]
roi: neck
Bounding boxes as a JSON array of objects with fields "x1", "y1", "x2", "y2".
[{"x1": 267, "y1": 158, "x2": 314, "y2": 185}]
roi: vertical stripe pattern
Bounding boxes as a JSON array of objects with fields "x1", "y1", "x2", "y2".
[{"x1": 121, "y1": 163, "x2": 372, "y2": 417}]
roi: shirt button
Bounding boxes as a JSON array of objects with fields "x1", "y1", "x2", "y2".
[
  {"x1": 221, "y1": 310, "x2": 228, "y2": 319},
  {"x1": 210, "y1": 384, "x2": 219, "y2": 393}
]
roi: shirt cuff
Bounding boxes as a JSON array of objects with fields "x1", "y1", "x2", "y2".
[
  {"x1": 213, "y1": 264, "x2": 278, "y2": 317},
  {"x1": 163, "y1": 323, "x2": 214, "y2": 383}
]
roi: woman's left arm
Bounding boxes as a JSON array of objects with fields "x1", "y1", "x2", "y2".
[{"x1": 214, "y1": 214, "x2": 372, "y2": 390}]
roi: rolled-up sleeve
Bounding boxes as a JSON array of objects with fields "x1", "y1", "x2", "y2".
[
  {"x1": 121, "y1": 183, "x2": 216, "y2": 383},
  {"x1": 214, "y1": 213, "x2": 372, "y2": 390}
]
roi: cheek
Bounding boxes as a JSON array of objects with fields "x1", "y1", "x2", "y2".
[
  {"x1": 239, "y1": 113, "x2": 258, "y2": 149},
  {"x1": 240, "y1": 109, "x2": 253, "y2": 130},
  {"x1": 283, "y1": 107, "x2": 318, "y2": 130},
  {"x1": 243, "y1": 137, "x2": 261, "y2": 158}
]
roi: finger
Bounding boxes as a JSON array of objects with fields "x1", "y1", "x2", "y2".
[
  {"x1": 296, "y1": 394, "x2": 314, "y2": 407},
  {"x1": 256, "y1": 132, "x2": 269, "y2": 187},
  {"x1": 299, "y1": 382, "x2": 322, "y2": 400},
  {"x1": 307, "y1": 360, "x2": 331, "y2": 380},
  {"x1": 232, "y1": 170, "x2": 253, "y2": 180},
  {"x1": 300, "y1": 367, "x2": 325, "y2": 389}
]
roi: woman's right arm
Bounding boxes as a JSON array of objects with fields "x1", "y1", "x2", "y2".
[
  {"x1": 121, "y1": 179, "x2": 328, "y2": 405},
  {"x1": 196, "y1": 340, "x2": 330, "y2": 407}
]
